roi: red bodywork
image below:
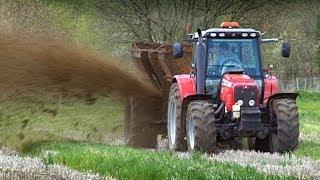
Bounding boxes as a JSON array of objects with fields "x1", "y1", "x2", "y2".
[
  {"x1": 263, "y1": 75, "x2": 279, "y2": 104},
  {"x1": 174, "y1": 73, "x2": 279, "y2": 111},
  {"x1": 173, "y1": 74, "x2": 196, "y2": 98},
  {"x1": 220, "y1": 74, "x2": 259, "y2": 111}
]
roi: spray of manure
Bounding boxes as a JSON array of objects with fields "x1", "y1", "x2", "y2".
[{"x1": 0, "y1": 27, "x2": 160, "y2": 99}]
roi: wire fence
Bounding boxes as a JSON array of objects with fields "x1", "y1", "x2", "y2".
[{"x1": 278, "y1": 77, "x2": 320, "y2": 92}]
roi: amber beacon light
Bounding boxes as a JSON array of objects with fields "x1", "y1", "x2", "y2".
[{"x1": 220, "y1": 22, "x2": 240, "y2": 28}]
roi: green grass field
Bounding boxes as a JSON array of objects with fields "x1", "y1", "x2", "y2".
[
  {"x1": 0, "y1": 91, "x2": 319, "y2": 179},
  {"x1": 24, "y1": 141, "x2": 293, "y2": 180},
  {"x1": 297, "y1": 91, "x2": 320, "y2": 136},
  {"x1": 293, "y1": 91, "x2": 320, "y2": 159},
  {"x1": 0, "y1": 94, "x2": 124, "y2": 151}
]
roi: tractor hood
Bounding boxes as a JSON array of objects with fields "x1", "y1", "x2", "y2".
[
  {"x1": 222, "y1": 74, "x2": 257, "y2": 86},
  {"x1": 221, "y1": 63, "x2": 244, "y2": 75},
  {"x1": 220, "y1": 74, "x2": 259, "y2": 112}
]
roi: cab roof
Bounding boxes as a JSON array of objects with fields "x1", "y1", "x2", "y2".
[
  {"x1": 193, "y1": 28, "x2": 261, "y2": 38},
  {"x1": 206, "y1": 28, "x2": 260, "y2": 34}
]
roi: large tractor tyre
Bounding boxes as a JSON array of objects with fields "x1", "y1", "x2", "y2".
[
  {"x1": 167, "y1": 83, "x2": 187, "y2": 151},
  {"x1": 127, "y1": 96, "x2": 161, "y2": 148},
  {"x1": 254, "y1": 99, "x2": 299, "y2": 153},
  {"x1": 186, "y1": 100, "x2": 216, "y2": 153}
]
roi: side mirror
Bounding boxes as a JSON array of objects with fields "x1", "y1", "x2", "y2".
[
  {"x1": 173, "y1": 43, "x2": 184, "y2": 58},
  {"x1": 281, "y1": 41, "x2": 291, "y2": 58}
]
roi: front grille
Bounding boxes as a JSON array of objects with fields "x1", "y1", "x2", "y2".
[{"x1": 234, "y1": 86, "x2": 257, "y2": 107}]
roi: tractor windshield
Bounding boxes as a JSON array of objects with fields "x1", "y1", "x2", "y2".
[
  {"x1": 206, "y1": 38, "x2": 261, "y2": 77},
  {"x1": 205, "y1": 38, "x2": 262, "y2": 94}
]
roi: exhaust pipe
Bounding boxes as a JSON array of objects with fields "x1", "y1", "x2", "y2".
[{"x1": 196, "y1": 29, "x2": 206, "y2": 94}]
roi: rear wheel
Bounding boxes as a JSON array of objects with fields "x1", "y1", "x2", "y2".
[
  {"x1": 167, "y1": 83, "x2": 186, "y2": 151},
  {"x1": 186, "y1": 100, "x2": 216, "y2": 153},
  {"x1": 254, "y1": 99, "x2": 299, "y2": 153}
]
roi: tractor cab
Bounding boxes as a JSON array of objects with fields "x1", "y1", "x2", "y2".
[{"x1": 199, "y1": 25, "x2": 263, "y2": 98}]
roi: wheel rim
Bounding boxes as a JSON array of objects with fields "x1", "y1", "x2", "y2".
[
  {"x1": 168, "y1": 98, "x2": 177, "y2": 148},
  {"x1": 188, "y1": 115, "x2": 195, "y2": 150}
]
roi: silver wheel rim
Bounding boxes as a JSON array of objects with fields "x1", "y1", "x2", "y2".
[
  {"x1": 188, "y1": 115, "x2": 195, "y2": 150},
  {"x1": 168, "y1": 98, "x2": 177, "y2": 149}
]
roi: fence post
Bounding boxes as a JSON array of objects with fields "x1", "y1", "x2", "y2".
[
  {"x1": 304, "y1": 78, "x2": 307, "y2": 90},
  {"x1": 280, "y1": 77, "x2": 320, "y2": 92}
]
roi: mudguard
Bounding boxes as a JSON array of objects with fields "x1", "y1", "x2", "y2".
[
  {"x1": 172, "y1": 74, "x2": 196, "y2": 99},
  {"x1": 182, "y1": 94, "x2": 213, "y2": 108},
  {"x1": 266, "y1": 92, "x2": 299, "y2": 108},
  {"x1": 263, "y1": 75, "x2": 279, "y2": 104}
]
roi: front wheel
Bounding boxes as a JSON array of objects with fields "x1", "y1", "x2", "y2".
[
  {"x1": 186, "y1": 100, "x2": 216, "y2": 153},
  {"x1": 255, "y1": 99, "x2": 299, "y2": 153}
]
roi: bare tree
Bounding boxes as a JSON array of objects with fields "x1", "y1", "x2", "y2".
[{"x1": 97, "y1": 0, "x2": 283, "y2": 42}]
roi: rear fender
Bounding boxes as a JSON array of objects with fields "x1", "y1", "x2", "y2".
[
  {"x1": 172, "y1": 75, "x2": 196, "y2": 99},
  {"x1": 266, "y1": 92, "x2": 299, "y2": 108}
]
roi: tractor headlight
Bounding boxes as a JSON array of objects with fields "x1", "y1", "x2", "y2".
[
  {"x1": 219, "y1": 33, "x2": 226, "y2": 37},
  {"x1": 249, "y1": 100, "x2": 255, "y2": 106},
  {"x1": 250, "y1": 33, "x2": 257, "y2": 37},
  {"x1": 242, "y1": 33, "x2": 248, "y2": 37},
  {"x1": 236, "y1": 100, "x2": 243, "y2": 106},
  {"x1": 210, "y1": 33, "x2": 217, "y2": 37}
]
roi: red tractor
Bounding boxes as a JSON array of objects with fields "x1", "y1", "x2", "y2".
[{"x1": 167, "y1": 22, "x2": 299, "y2": 153}]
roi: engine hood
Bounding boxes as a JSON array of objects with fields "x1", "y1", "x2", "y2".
[
  {"x1": 220, "y1": 74, "x2": 259, "y2": 111},
  {"x1": 222, "y1": 74, "x2": 258, "y2": 87}
]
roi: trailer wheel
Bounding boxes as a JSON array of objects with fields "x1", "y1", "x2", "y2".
[
  {"x1": 167, "y1": 83, "x2": 186, "y2": 151},
  {"x1": 255, "y1": 99, "x2": 299, "y2": 153},
  {"x1": 186, "y1": 100, "x2": 216, "y2": 153}
]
